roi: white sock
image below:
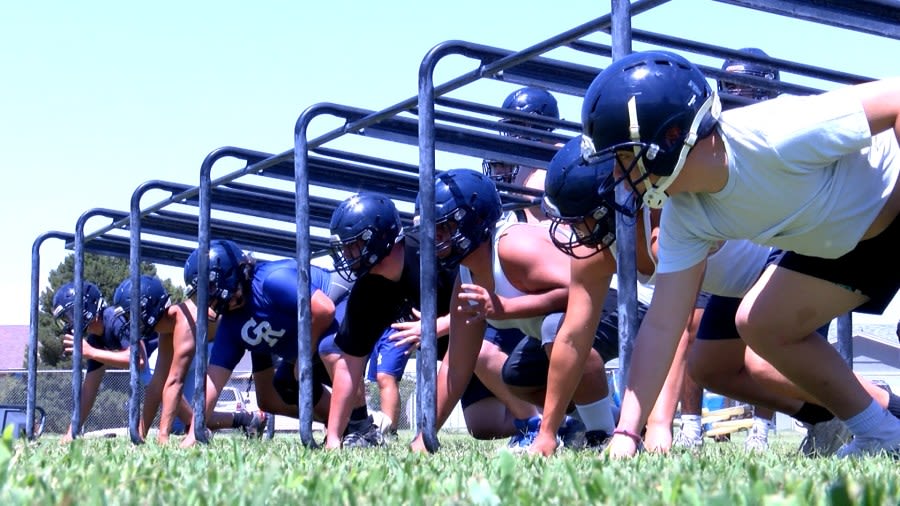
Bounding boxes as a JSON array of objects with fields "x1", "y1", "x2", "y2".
[
  {"x1": 681, "y1": 414, "x2": 702, "y2": 439},
  {"x1": 575, "y1": 395, "x2": 616, "y2": 433},
  {"x1": 752, "y1": 416, "x2": 772, "y2": 435},
  {"x1": 843, "y1": 399, "x2": 900, "y2": 440}
]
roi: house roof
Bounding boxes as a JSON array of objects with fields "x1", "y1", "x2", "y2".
[{"x1": 0, "y1": 325, "x2": 28, "y2": 370}]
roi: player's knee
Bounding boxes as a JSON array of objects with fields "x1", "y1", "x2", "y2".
[
  {"x1": 376, "y1": 372, "x2": 398, "y2": 391},
  {"x1": 742, "y1": 350, "x2": 772, "y2": 379},
  {"x1": 257, "y1": 397, "x2": 278, "y2": 413},
  {"x1": 584, "y1": 348, "x2": 606, "y2": 373},
  {"x1": 734, "y1": 304, "x2": 768, "y2": 347},
  {"x1": 686, "y1": 346, "x2": 718, "y2": 388}
]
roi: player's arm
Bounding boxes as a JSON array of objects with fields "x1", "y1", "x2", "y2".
[
  {"x1": 848, "y1": 77, "x2": 900, "y2": 135},
  {"x1": 608, "y1": 259, "x2": 706, "y2": 458},
  {"x1": 436, "y1": 276, "x2": 485, "y2": 429},
  {"x1": 179, "y1": 363, "x2": 232, "y2": 447},
  {"x1": 412, "y1": 276, "x2": 485, "y2": 452},
  {"x1": 325, "y1": 351, "x2": 367, "y2": 449},
  {"x1": 141, "y1": 332, "x2": 169, "y2": 439},
  {"x1": 62, "y1": 366, "x2": 105, "y2": 442},
  {"x1": 157, "y1": 302, "x2": 200, "y2": 442},
  {"x1": 531, "y1": 251, "x2": 614, "y2": 456},
  {"x1": 63, "y1": 334, "x2": 145, "y2": 370},
  {"x1": 310, "y1": 289, "x2": 336, "y2": 345},
  {"x1": 466, "y1": 227, "x2": 570, "y2": 320}
]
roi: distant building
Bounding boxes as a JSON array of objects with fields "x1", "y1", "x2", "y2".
[
  {"x1": 0, "y1": 325, "x2": 28, "y2": 370},
  {"x1": 842, "y1": 323, "x2": 900, "y2": 392}
]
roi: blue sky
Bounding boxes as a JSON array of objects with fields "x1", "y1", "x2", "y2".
[{"x1": 1, "y1": 0, "x2": 898, "y2": 325}]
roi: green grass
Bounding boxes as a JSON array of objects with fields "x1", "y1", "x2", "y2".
[{"x1": 1, "y1": 429, "x2": 898, "y2": 505}]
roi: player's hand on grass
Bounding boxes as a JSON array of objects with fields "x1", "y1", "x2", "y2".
[
  {"x1": 607, "y1": 431, "x2": 640, "y2": 459},
  {"x1": 180, "y1": 431, "x2": 197, "y2": 448},
  {"x1": 528, "y1": 431, "x2": 558, "y2": 457},
  {"x1": 409, "y1": 432, "x2": 429, "y2": 453},
  {"x1": 325, "y1": 434, "x2": 342, "y2": 450},
  {"x1": 642, "y1": 423, "x2": 672, "y2": 454}
]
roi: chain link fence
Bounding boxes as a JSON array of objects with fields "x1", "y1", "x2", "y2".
[{"x1": 0, "y1": 369, "x2": 422, "y2": 436}]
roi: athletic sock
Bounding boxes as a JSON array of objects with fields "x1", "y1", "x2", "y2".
[
  {"x1": 792, "y1": 402, "x2": 835, "y2": 425},
  {"x1": 843, "y1": 399, "x2": 900, "y2": 440},
  {"x1": 575, "y1": 395, "x2": 616, "y2": 433},
  {"x1": 751, "y1": 416, "x2": 772, "y2": 434},
  {"x1": 680, "y1": 414, "x2": 702, "y2": 439},
  {"x1": 887, "y1": 393, "x2": 900, "y2": 419}
]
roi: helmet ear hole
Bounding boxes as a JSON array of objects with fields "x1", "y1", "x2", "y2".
[
  {"x1": 543, "y1": 136, "x2": 619, "y2": 258},
  {"x1": 329, "y1": 193, "x2": 403, "y2": 281},
  {"x1": 240, "y1": 263, "x2": 253, "y2": 283},
  {"x1": 583, "y1": 50, "x2": 714, "y2": 178},
  {"x1": 182, "y1": 240, "x2": 248, "y2": 316},
  {"x1": 52, "y1": 281, "x2": 105, "y2": 333},
  {"x1": 429, "y1": 169, "x2": 502, "y2": 269}
]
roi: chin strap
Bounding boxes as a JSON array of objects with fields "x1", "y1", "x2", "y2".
[
  {"x1": 626, "y1": 97, "x2": 660, "y2": 207},
  {"x1": 631, "y1": 92, "x2": 722, "y2": 209}
]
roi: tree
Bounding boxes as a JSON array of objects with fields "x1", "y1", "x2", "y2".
[{"x1": 36, "y1": 253, "x2": 184, "y2": 369}]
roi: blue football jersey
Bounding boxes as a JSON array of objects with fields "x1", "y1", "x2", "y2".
[{"x1": 209, "y1": 260, "x2": 337, "y2": 371}]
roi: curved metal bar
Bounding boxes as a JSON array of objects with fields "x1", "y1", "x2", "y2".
[
  {"x1": 292, "y1": 103, "x2": 351, "y2": 447},
  {"x1": 72, "y1": 209, "x2": 124, "y2": 439},
  {"x1": 610, "y1": 0, "x2": 639, "y2": 406},
  {"x1": 127, "y1": 185, "x2": 151, "y2": 445},
  {"x1": 837, "y1": 313, "x2": 853, "y2": 367},
  {"x1": 409, "y1": 1, "x2": 673, "y2": 450},
  {"x1": 192, "y1": 146, "x2": 291, "y2": 443},
  {"x1": 28, "y1": 231, "x2": 73, "y2": 440},
  {"x1": 416, "y1": 38, "x2": 467, "y2": 454}
]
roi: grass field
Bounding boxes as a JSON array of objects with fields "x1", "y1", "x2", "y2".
[{"x1": 1, "y1": 428, "x2": 898, "y2": 505}]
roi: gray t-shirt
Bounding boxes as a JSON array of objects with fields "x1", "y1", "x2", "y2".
[{"x1": 657, "y1": 89, "x2": 899, "y2": 274}]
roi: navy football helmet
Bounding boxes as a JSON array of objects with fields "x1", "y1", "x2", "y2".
[
  {"x1": 113, "y1": 275, "x2": 170, "y2": 337},
  {"x1": 183, "y1": 239, "x2": 248, "y2": 317},
  {"x1": 501, "y1": 87, "x2": 560, "y2": 124},
  {"x1": 543, "y1": 136, "x2": 620, "y2": 258},
  {"x1": 718, "y1": 48, "x2": 780, "y2": 101},
  {"x1": 582, "y1": 50, "x2": 720, "y2": 209},
  {"x1": 52, "y1": 281, "x2": 105, "y2": 333},
  {"x1": 484, "y1": 87, "x2": 561, "y2": 184},
  {"x1": 421, "y1": 169, "x2": 502, "y2": 269},
  {"x1": 329, "y1": 193, "x2": 403, "y2": 282}
]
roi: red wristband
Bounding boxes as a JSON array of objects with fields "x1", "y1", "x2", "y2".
[{"x1": 613, "y1": 428, "x2": 642, "y2": 446}]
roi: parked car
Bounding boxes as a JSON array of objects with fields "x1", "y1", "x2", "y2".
[{"x1": 215, "y1": 386, "x2": 246, "y2": 413}]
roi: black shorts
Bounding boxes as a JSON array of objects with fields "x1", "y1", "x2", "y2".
[
  {"x1": 273, "y1": 356, "x2": 331, "y2": 406},
  {"x1": 501, "y1": 336, "x2": 549, "y2": 388},
  {"x1": 776, "y1": 216, "x2": 900, "y2": 314},
  {"x1": 539, "y1": 288, "x2": 647, "y2": 363},
  {"x1": 697, "y1": 294, "x2": 831, "y2": 341}
]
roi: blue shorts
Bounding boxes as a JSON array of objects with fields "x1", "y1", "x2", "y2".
[
  {"x1": 316, "y1": 297, "x2": 348, "y2": 357},
  {"x1": 366, "y1": 327, "x2": 415, "y2": 381},
  {"x1": 458, "y1": 325, "x2": 530, "y2": 407},
  {"x1": 460, "y1": 374, "x2": 493, "y2": 409},
  {"x1": 483, "y1": 325, "x2": 528, "y2": 354}
]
